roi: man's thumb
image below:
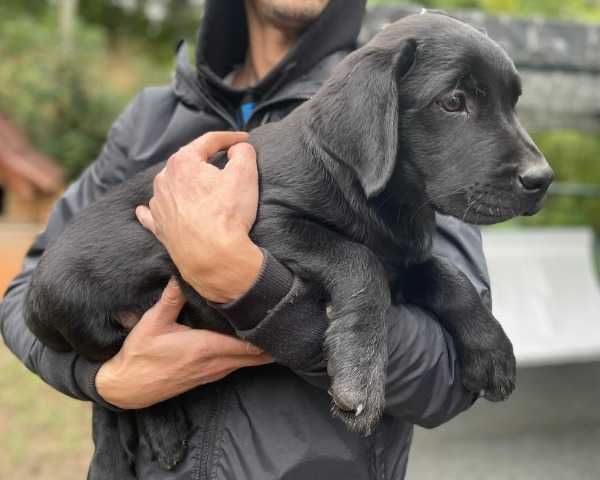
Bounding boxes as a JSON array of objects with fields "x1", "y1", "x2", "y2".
[
  {"x1": 143, "y1": 278, "x2": 186, "y2": 329},
  {"x1": 224, "y1": 143, "x2": 257, "y2": 181}
]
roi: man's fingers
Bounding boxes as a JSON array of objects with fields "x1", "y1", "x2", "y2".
[
  {"x1": 236, "y1": 352, "x2": 273, "y2": 367},
  {"x1": 135, "y1": 205, "x2": 157, "y2": 235},
  {"x1": 141, "y1": 278, "x2": 187, "y2": 329},
  {"x1": 188, "y1": 131, "x2": 250, "y2": 161},
  {"x1": 218, "y1": 353, "x2": 274, "y2": 371},
  {"x1": 191, "y1": 330, "x2": 265, "y2": 357}
]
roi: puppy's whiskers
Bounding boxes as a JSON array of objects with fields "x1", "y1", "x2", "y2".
[{"x1": 462, "y1": 190, "x2": 487, "y2": 222}]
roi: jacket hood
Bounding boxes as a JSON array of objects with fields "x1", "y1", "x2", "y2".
[{"x1": 196, "y1": 0, "x2": 366, "y2": 98}]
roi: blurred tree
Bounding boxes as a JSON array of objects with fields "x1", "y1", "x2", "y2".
[
  {"x1": 1, "y1": 0, "x2": 203, "y2": 64},
  {"x1": 77, "y1": 0, "x2": 203, "y2": 63},
  {"x1": 0, "y1": 12, "x2": 124, "y2": 179},
  {"x1": 0, "y1": 1, "x2": 203, "y2": 180}
]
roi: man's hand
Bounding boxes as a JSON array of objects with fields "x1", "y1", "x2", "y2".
[
  {"x1": 96, "y1": 279, "x2": 272, "y2": 409},
  {"x1": 136, "y1": 131, "x2": 264, "y2": 304}
]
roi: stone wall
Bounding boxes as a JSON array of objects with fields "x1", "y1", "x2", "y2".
[{"x1": 362, "y1": 5, "x2": 600, "y2": 132}]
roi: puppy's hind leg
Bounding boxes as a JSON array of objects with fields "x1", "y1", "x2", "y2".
[
  {"x1": 136, "y1": 400, "x2": 190, "y2": 470},
  {"x1": 89, "y1": 406, "x2": 137, "y2": 480}
]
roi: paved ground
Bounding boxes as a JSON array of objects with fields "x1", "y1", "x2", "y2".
[{"x1": 407, "y1": 361, "x2": 600, "y2": 480}]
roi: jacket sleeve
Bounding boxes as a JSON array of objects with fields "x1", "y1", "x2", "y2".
[
  {"x1": 215, "y1": 214, "x2": 489, "y2": 428},
  {"x1": 0, "y1": 93, "x2": 144, "y2": 410}
]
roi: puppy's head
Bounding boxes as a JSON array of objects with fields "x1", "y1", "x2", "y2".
[{"x1": 311, "y1": 12, "x2": 553, "y2": 224}]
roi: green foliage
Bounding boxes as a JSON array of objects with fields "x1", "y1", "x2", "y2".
[
  {"x1": 369, "y1": 0, "x2": 480, "y2": 9},
  {"x1": 507, "y1": 131, "x2": 600, "y2": 231},
  {"x1": 368, "y1": 0, "x2": 600, "y2": 22},
  {"x1": 481, "y1": 0, "x2": 600, "y2": 22}
]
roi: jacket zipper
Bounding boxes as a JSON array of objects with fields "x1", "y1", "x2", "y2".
[
  {"x1": 195, "y1": 88, "x2": 239, "y2": 131},
  {"x1": 193, "y1": 383, "x2": 224, "y2": 480}
]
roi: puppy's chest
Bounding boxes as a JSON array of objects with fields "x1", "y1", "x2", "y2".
[
  {"x1": 365, "y1": 213, "x2": 434, "y2": 272},
  {"x1": 375, "y1": 232, "x2": 433, "y2": 304}
]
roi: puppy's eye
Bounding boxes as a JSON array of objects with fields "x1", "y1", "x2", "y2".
[{"x1": 439, "y1": 93, "x2": 466, "y2": 113}]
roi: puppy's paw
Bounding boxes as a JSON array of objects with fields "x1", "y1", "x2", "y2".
[
  {"x1": 461, "y1": 336, "x2": 516, "y2": 402},
  {"x1": 155, "y1": 439, "x2": 188, "y2": 471},
  {"x1": 327, "y1": 349, "x2": 386, "y2": 435}
]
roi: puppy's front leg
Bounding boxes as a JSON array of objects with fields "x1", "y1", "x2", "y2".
[
  {"x1": 265, "y1": 224, "x2": 390, "y2": 434},
  {"x1": 403, "y1": 255, "x2": 516, "y2": 401}
]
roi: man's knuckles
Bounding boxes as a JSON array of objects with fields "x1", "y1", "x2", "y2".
[
  {"x1": 228, "y1": 142, "x2": 256, "y2": 161},
  {"x1": 135, "y1": 206, "x2": 156, "y2": 235}
]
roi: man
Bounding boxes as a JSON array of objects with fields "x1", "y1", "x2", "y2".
[{"x1": 1, "y1": 0, "x2": 492, "y2": 478}]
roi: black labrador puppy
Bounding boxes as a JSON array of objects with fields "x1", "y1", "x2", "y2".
[{"x1": 25, "y1": 12, "x2": 553, "y2": 469}]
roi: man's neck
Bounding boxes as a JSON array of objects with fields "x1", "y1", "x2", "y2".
[{"x1": 232, "y1": 1, "x2": 301, "y2": 89}]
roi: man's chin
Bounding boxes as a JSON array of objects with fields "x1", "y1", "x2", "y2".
[{"x1": 259, "y1": 0, "x2": 329, "y2": 30}]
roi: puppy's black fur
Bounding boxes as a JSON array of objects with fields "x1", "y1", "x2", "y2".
[{"x1": 25, "y1": 13, "x2": 553, "y2": 469}]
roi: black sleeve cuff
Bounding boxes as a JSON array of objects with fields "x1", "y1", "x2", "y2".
[
  {"x1": 212, "y1": 249, "x2": 328, "y2": 371},
  {"x1": 73, "y1": 356, "x2": 124, "y2": 412},
  {"x1": 211, "y1": 248, "x2": 294, "y2": 331}
]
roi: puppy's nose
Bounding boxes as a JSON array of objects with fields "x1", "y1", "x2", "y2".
[{"x1": 518, "y1": 165, "x2": 554, "y2": 193}]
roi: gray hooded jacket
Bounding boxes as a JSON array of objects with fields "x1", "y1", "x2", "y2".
[{"x1": 1, "y1": 1, "x2": 487, "y2": 478}]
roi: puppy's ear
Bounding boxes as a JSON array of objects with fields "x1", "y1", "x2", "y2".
[{"x1": 310, "y1": 39, "x2": 417, "y2": 198}]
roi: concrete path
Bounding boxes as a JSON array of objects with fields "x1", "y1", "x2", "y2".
[{"x1": 407, "y1": 362, "x2": 600, "y2": 480}]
